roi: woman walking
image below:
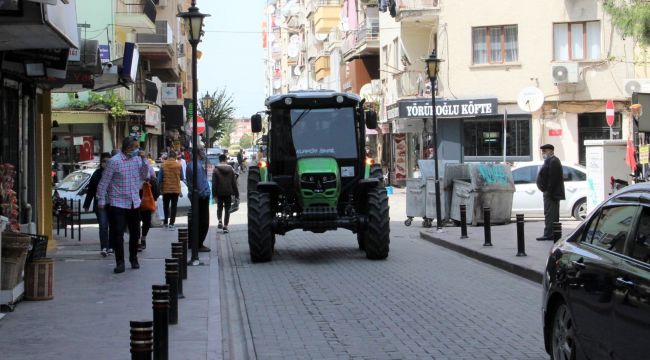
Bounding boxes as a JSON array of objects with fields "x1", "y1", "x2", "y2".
[
  {"x1": 158, "y1": 150, "x2": 182, "y2": 230},
  {"x1": 139, "y1": 151, "x2": 159, "y2": 250}
]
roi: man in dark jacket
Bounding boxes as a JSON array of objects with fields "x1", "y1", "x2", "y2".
[
  {"x1": 212, "y1": 154, "x2": 239, "y2": 233},
  {"x1": 83, "y1": 152, "x2": 112, "y2": 256},
  {"x1": 536, "y1": 144, "x2": 565, "y2": 240}
]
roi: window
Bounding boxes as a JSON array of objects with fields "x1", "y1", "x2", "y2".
[
  {"x1": 472, "y1": 25, "x2": 518, "y2": 64},
  {"x1": 553, "y1": 21, "x2": 600, "y2": 61},
  {"x1": 512, "y1": 166, "x2": 539, "y2": 184},
  {"x1": 562, "y1": 166, "x2": 586, "y2": 182},
  {"x1": 382, "y1": 45, "x2": 388, "y2": 65},
  {"x1": 631, "y1": 207, "x2": 650, "y2": 263},
  {"x1": 585, "y1": 206, "x2": 637, "y2": 254},
  {"x1": 463, "y1": 116, "x2": 531, "y2": 160},
  {"x1": 392, "y1": 37, "x2": 400, "y2": 69}
]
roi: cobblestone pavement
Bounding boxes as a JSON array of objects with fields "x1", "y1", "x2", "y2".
[{"x1": 221, "y1": 192, "x2": 549, "y2": 360}]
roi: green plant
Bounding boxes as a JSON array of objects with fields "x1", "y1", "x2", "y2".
[
  {"x1": 198, "y1": 89, "x2": 237, "y2": 146},
  {"x1": 604, "y1": 0, "x2": 650, "y2": 47}
]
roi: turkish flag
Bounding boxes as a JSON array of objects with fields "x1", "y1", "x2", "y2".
[{"x1": 626, "y1": 139, "x2": 637, "y2": 172}]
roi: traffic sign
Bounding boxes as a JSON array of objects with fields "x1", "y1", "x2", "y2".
[
  {"x1": 606, "y1": 99, "x2": 615, "y2": 126},
  {"x1": 197, "y1": 115, "x2": 205, "y2": 134}
]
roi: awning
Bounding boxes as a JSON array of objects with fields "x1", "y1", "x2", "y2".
[{"x1": 52, "y1": 111, "x2": 110, "y2": 125}]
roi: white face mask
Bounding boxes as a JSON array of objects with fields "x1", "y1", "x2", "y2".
[{"x1": 542, "y1": 154, "x2": 551, "y2": 160}]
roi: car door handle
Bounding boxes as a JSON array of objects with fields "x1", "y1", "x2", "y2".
[
  {"x1": 567, "y1": 187, "x2": 576, "y2": 192},
  {"x1": 525, "y1": 189, "x2": 536, "y2": 194},
  {"x1": 616, "y1": 277, "x2": 635, "y2": 288},
  {"x1": 571, "y1": 260, "x2": 586, "y2": 269}
]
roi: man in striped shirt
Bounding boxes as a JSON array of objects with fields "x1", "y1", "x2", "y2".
[{"x1": 98, "y1": 136, "x2": 150, "y2": 273}]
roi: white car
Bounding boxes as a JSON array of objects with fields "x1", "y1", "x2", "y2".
[{"x1": 510, "y1": 162, "x2": 588, "y2": 220}]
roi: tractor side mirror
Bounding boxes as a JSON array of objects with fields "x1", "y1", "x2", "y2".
[
  {"x1": 251, "y1": 114, "x2": 263, "y2": 133},
  {"x1": 366, "y1": 110, "x2": 378, "y2": 130}
]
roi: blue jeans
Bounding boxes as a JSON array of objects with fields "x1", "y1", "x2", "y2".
[{"x1": 96, "y1": 207, "x2": 110, "y2": 250}]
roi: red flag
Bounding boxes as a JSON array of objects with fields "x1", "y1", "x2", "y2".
[{"x1": 625, "y1": 139, "x2": 637, "y2": 172}]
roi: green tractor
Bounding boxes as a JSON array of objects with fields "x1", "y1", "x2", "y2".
[{"x1": 247, "y1": 91, "x2": 389, "y2": 262}]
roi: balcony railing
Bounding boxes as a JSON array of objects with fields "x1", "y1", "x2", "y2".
[
  {"x1": 397, "y1": 0, "x2": 439, "y2": 10},
  {"x1": 356, "y1": 19, "x2": 379, "y2": 47},
  {"x1": 136, "y1": 21, "x2": 172, "y2": 44},
  {"x1": 119, "y1": 0, "x2": 157, "y2": 24},
  {"x1": 395, "y1": 71, "x2": 429, "y2": 98}
]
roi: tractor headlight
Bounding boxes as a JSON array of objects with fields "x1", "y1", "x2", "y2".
[
  {"x1": 336, "y1": 95, "x2": 344, "y2": 104},
  {"x1": 284, "y1": 97, "x2": 293, "y2": 105}
]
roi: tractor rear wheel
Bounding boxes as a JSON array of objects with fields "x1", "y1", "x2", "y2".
[
  {"x1": 248, "y1": 191, "x2": 275, "y2": 263},
  {"x1": 247, "y1": 166, "x2": 260, "y2": 198},
  {"x1": 364, "y1": 187, "x2": 390, "y2": 260}
]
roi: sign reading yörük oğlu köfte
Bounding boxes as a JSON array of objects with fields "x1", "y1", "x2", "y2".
[{"x1": 388, "y1": 98, "x2": 498, "y2": 120}]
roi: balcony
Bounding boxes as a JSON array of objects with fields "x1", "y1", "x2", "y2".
[
  {"x1": 396, "y1": 0, "x2": 440, "y2": 23},
  {"x1": 343, "y1": 19, "x2": 379, "y2": 61},
  {"x1": 312, "y1": 0, "x2": 343, "y2": 34},
  {"x1": 314, "y1": 53, "x2": 331, "y2": 81},
  {"x1": 395, "y1": 71, "x2": 429, "y2": 98},
  {"x1": 116, "y1": 0, "x2": 157, "y2": 34},
  {"x1": 136, "y1": 21, "x2": 179, "y2": 82}
]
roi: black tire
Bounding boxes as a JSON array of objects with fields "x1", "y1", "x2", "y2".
[
  {"x1": 247, "y1": 191, "x2": 275, "y2": 263},
  {"x1": 247, "y1": 166, "x2": 260, "y2": 198},
  {"x1": 357, "y1": 232, "x2": 366, "y2": 251},
  {"x1": 370, "y1": 164, "x2": 384, "y2": 187},
  {"x1": 550, "y1": 302, "x2": 577, "y2": 360},
  {"x1": 572, "y1": 198, "x2": 587, "y2": 221},
  {"x1": 364, "y1": 188, "x2": 390, "y2": 260}
]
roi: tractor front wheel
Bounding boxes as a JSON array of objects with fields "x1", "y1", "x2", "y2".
[
  {"x1": 248, "y1": 191, "x2": 275, "y2": 263},
  {"x1": 247, "y1": 166, "x2": 260, "y2": 198},
  {"x1": 364, "y1": 188, "x2": 390, "y2": 260}
]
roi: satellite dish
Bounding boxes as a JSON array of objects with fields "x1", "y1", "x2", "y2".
[
  {"x1": 517, "y1": 86, "x2": 544, "y2": 112},
  {"x1": 315, "y1": 33, "x2": 328, "y2": 42},
  {"x1": 287, "y1": 43, "x2": 299, "y2": 58},
  {"x1": 293, "y1": 66, "x2": 302, "y2": 76}
]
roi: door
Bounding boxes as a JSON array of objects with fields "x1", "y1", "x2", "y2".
[
  {"x1": 511, "y1": 165, "x2": 543, "y2": 216},
  {"x1": 567, "y1": 205, "x2": 636, "y2": 359},
  {"x1": 612, "y1": 206, "x2": 650, "y2": 359}
]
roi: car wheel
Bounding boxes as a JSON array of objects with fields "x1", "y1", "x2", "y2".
[
  {"x1": 572, "y1": 199, "x2": 587, "y2": 221},
  {"x1": 551, "y1": 303, "x2": 577, "y2": 360}
]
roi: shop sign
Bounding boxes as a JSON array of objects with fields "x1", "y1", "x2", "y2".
[
  {"x1": 99, "y1": 45, "x2": 110, "y2": 64},
  {"x1": 548, "y1": 129, "x2": 563, "y2": 136},
  {"x1": 640, "y1": 145, "x2": 650, "y2": 165},
  {"x1": 145, "y1": 107, "x2": 161, "y2": 128},
  {"x1": 389, "y1": 98, "x2": 498, "y2": 120}
]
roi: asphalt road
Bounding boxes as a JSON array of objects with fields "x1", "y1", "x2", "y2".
[{"x1": 219, "y1": 172, "x2": 549, "y2": 360}]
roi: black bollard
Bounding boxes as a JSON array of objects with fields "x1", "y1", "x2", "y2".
[
  {"x1": 177, "y1": 230, "x2": 188, "y2": 280},
  {"x1": 460, "y1": 204, "x2": 468, "y2": 239},
  {"x1": 152, "y1": 285, "x2": 169, "y2": 360},
  {"x1": 483, "y1": 207, "x2": 492, "y2": 246},
  {"x1": 516, "y1": 214, "x2": 527, "y2": 257},
  {"x1": 130, "y1": 320, "x2": 153, "y2": 360},
  {"x1": 164, "y1": 259, "x2": 179, "y2": 325},
  {"x1": 171, "y1": 243, "x2": 184, "y2": 299},
  {"x1": 553, "y1": 222, "x2": 562, "y2": 242}
]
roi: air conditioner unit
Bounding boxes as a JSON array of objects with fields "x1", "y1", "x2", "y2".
[
  {"x1": 551, "y1": 62, "x2": 579, "y2": 84},
  {"x1": 623, "y1": 79, "x2": 650, "y2": 96}
]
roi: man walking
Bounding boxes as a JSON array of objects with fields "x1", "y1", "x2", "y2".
[
  {"x1": 186, "y1": 148, "x2": 212, "y2": 252},
  {"x1": 536, "y1": 144, "x2": 565, "y2": 241},
  {"x1": 97, "y1": 136, "x2": 150, "y2": 273},
  {"x1": 212, "y1": 154, "x2": 239, "y2": 233}
]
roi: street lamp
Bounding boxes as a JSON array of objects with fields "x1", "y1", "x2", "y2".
[
  {"x1": 424, "y1": 50, "x2": 443, "y2": 230},
  {"x1": 178, "y1": 1, "x2": 210, "y2": 266},
  {"x1": 201, "y1": 92, "x2": 213, "y2": 152}
]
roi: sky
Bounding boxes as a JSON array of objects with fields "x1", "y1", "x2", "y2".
[{"x1": 197, "y1": 0, "x2": 268, "y2": 119}]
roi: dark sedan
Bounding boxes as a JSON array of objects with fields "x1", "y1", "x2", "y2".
[{"x1": 542, "y1": 183, "x2": 650, "y2": 360}]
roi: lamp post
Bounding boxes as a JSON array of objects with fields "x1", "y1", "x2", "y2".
[
  {"x1": 425, "y1": 50, "x2": 443, "y2": 230},
  {"x1": 178, "y1": 1, "x2": 210, "y2": 266},
  {"x1": 201, "y1": 92, "x2": 213, "y2": 151}
]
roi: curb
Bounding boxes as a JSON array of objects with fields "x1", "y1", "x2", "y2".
[{"x1": 419, "y1": 230, "x2": 543, "y2": 284}]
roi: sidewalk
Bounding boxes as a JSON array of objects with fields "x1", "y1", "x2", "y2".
[{"x1": 0, "y1": 212, "x2": 222, "y2": 360}]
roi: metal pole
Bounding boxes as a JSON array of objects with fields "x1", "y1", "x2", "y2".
[
  {"x1": 177, "y1": 229, "x2": 188, "y2": 280},
  {"x1": 430, "y1": 77, "x2": 442, "y2": 230},
  {"x1": 152, "y1": 285, "x2": 169, "y2": 360},
  {"x1": 130, "y1": 320, "x2": 153, "y2": 360},
  {"x1": 460, "y1": 204, "x2": 468, "y2": 239},
  {"x1": 553, "y1": 222, "x2": 562, "y2": 242},
  {"x1": 171, "y1": 243, "x2": 184, "y2": 299},
  {"x1": 516, "y1": 214, "x2": 526, "y2": 257},
  {"x1": 483, "y1": 207, "x2": 492, "y2": 246},
  {"x1": 164, "y1": 259, "x2": 179, "y2": 325},
  {"x1": 190, "y1": 40, "x2": 200, "y2": 265}
]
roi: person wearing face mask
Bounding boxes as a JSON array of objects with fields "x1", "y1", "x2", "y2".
[
  {"x1": 83, "y1": 152, "x2": 113, "y2": 257},
  {"x1": 158, "y1": 150, "x2": 183, "y2": 230},
  {"x1": 97, "y1": 136, "x2": 150, "y2": 273},
  {"x1": 536, "y1": 144, "x2": 565, "y2": 241}
]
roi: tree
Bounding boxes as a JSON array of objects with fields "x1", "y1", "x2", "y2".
[
  {"x1": 239, "y1": 133, "x2": 254, "y2": 149},
  {"x1": 198, "y1": 88, "x2": 236, "y2": 147},
  {"x1": 604, "y1": 1, "x2": 650, "y2": 47}
]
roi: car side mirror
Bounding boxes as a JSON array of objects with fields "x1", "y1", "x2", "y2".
[
  {"x1": 251, "y1": 114, "x2": 262, "y2": 133},
  {"x1": 366, "y1": 110, "x2": 378, "y2": 130}
]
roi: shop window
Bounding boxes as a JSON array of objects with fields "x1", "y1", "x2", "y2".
[
  {"x1": 463, "y1": 116, "x2": 531, "y2": 160},
  {"x1": 472, "y1": 25, "x2": 518, "y2": 64},
  {"x1": 553, "y1": 21, "x2": 601, "y2": 61}
]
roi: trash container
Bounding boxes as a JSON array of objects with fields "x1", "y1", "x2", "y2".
[
  {"x1": 405, "y1": 178, "x2": 427, "y2": 226},
  {"x1": 449, "y1": 163, "x2": 515, "y2": 225},
  {"x1": 1, "y1": 232, "x2": 30, "y2": 290},
  {"x1": 425, "y1": 177, "x2": 447, "y2": 224}
]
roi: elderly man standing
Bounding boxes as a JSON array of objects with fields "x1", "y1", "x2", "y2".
[
  {"x1": 186, "y1": 148, "x2": 212, "y2": 252},
  {"x1": 98, "y1": 136, "x2": 150, "y2": 273},
  {"x1": 536, "y1": 144, "x2": 565, "y2": 241}
]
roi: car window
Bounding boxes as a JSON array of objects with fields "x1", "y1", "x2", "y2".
[
  {"x1": 512, "y1": 166, "x2": 538, "y2": 184},
  {"x1": 55, "y1": 171, "x2": 91, "y2": 191},
  {"x1": 586, "y1": 206, "x2": 637, "y2": 254},
  {"x1": 631, "y1": 207, "x2": 650, "y2": 263},
  {"x1": 563, "y1": 166, "x2": 586, "y2": 182}
]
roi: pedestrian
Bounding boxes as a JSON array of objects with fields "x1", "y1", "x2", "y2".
[
  {"x1": 83, "y1": 152, "x2": 113, "y2": 257},
  {"x1": 158, "y1": 150, "x2": 183, "y2": 230},
  {"x1": 178, "y1": 152, "x2": 187, "y2": 182},
  {"x1": 186, "y1": 147, "x2": 212, "y2": 252},
  {"x1": 97, "y1": 136, "x2": 150, "y2": 273},
  {"x1": 536, "y1": 144, "x2": 565, "y2": 241},
  {"x1": 212, "y1": 154, "x2": 239, "y2": 233},
  {"x1": 138, "y1": 151, "x2": 159, "y2": 251},
  {"x1": 237, "y1": 151, "x2": 244, "y2": 172}
]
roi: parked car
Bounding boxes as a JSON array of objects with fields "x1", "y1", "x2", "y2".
[
  {"x1": 510, "y1": 162, "x2": 588, "y2": 220},
  {"x1": 542, "y1": 183, "x2": 650, "y2": 360}
]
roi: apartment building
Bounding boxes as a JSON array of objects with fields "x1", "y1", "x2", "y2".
[{"x1": 379, "y1": 0, "x2": 642, "y2": 184}]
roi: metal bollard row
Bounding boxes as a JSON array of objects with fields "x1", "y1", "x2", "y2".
[
  {"x1": 516, "y1": 214, "x2": 526, "y2": 257},
  {"x1": 553, "y1": 222, "x2": 562, "y2": 242},
  {"x1": 165, "y1": 259, "x2": 179, "y2": 325},
  {"x1": 177, "y1": 229, "x2": 188, "y2": 280},
  {"x1": 459, "y1": 204, "x2": 468, "y2": 239},
  {"x1": 130, "y1": 320, "x2": 153, "y2": 360},
  {"x1": 483, "y1": 207, "x2": 492, "y2": 246},
  {"x1": 171, "y1": 243, "x2": 185, "y2": 299},
  {"x1": 152, "y1": 285, "x2": 169, "y2": 360}
]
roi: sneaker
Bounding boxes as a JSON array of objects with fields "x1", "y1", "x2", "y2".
[
  {"x1": 100, "y1": 248, "x2": 107, "y2": 257},
  {"x1": 217, "y1": 222, "x2": 223, "y2": 229},
  {"x1": 168, "y1": 224, "x2": 176, "y2": 231},
  {"x1": 107, "y1": 248, "x2": 114, "y2": 255},
  {"x1": 223, "y1": 227, "x2": 229, "y2": 234}
]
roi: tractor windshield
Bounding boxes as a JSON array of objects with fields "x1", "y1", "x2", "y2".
[{"x1": 290, "y1": 107, "x2": 358, "y2": 159}]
